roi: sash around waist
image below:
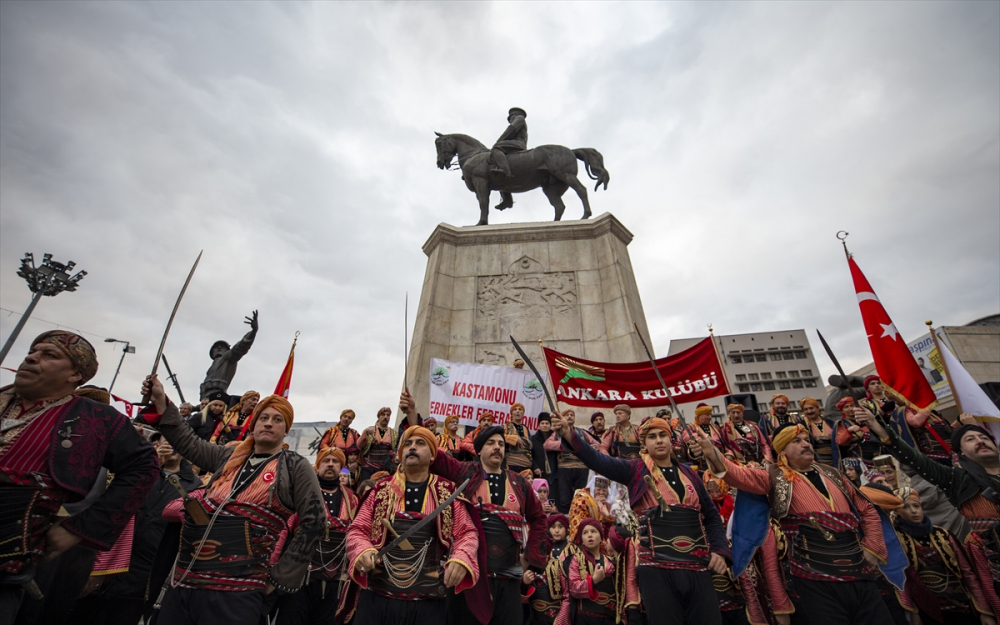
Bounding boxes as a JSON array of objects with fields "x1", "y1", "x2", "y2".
[
  {"x1": 638, "y1": 505, "x2": 709, "y2": 566},
  {"x1": 369, "y1": 515, "x2": 445, "y2": 598}
]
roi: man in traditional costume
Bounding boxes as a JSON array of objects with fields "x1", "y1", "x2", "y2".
[
  {"x1": 694, "y1": 422, "x2": 900, "y2": 625},
  {"x1": 893, "y1": 486, "x2": 994, "y2": 625},
  {"x1": 551, "y1": 413, "x2": 731, "y2": 625},
  {"x1": 278, "y1": 446, "x2": 357, "y2": 625},
  {"x1": 834, "y1": 397, "x2": 883, "y2": 465},
  {"x1": 760, "y1": 394, "x2": 802, "y2": 438},
  {"x1": 319, "y1": 409, "x2": 361, "y2": 457},
  {"x1": 345, "y1": 426, "x2": 479, "y2": 624},
  {"x1": 588, "y1": 412, "x2": 606, "y2": 441},
  {"x1": 360, "y1": 407, "x2": 399, "y2": 481},
  {"x1": 438, "y1": 414, "x2": 464, "y2": 459},
  {"x1": 858, "y1": 376, "x2": 905, "y2": 427},
  {"x1": 461, "y1": 412, "x2": 495, "y2": 455},
  {"x1": 138, "y1": 377, "x2": 326, "y2": 624},
  {"x1": 800, "y1": 397, "x2": 834, "y2": 465},
  {"x1": 505, "y1": 402, "x2": 533, "y2": 472},
  {"x1": 532, "y1": 413, "x2": 558, "y2": 482},
  {"x1": 718, "y1": 403, "x2": 772, "y2": 464},
  {"x1": 546, "y1": 409, "x2": 601, "y2": 513},
  {"x1": 682, "y1": 403, "x2": 724, "y2": 455},
  {"x1": 0, "y1": 331, "x2": 158, "y2": 625},
  {"x1": 859, "y1": 409, "x2": 1000, "y2": 622},
  {"x1": 431, "y1": 423, "x2": 548, "y2": 625},
  {"x1": 210, "y1": 390, "x2": 259, "y2": 445},
  {"x1": 600, "y1": 404, "x2": 641, "y2": 460}
]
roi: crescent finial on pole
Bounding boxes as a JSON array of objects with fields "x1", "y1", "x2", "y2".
[{"x1": 836, "y1": 231, "x2": 851, "y2": 259}]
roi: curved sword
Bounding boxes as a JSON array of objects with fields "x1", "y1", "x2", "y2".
[{"x1": 140, "y1": 251, "x2": 202, "y2": 405}]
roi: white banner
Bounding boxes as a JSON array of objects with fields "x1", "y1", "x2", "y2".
[
  {"x1": 428, "y1": 358, "x2": 548, "y2": 429},
  {"x1": 907, "y1": 331, "x2": 952, "y2": 401}
]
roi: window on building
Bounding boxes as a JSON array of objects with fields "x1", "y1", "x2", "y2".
[
  {"x1": 738, "y1": 384, "x2": 750, "y2": 392},
  {"x1": 804, "y1": 380, "x2": 817, "y2": 388},
  {"x1": 791, "y1": 380, "x2": 804, "y2": 389},
  {"x1": 776, "y1": 371, "x2": 787, "y2": 379},
  {"x1": 731, "y1": 355, "x2": 742, "y2": 364},
  {"x1": 801, "y1": 369, "x2": 812, "y2": 377},
  {"x1": 712, "y1": 405, "x2": 720, "y2": 414},
  {"x1": 783, "y1": 352, "x2": 795, "y2": 360},
  {"x1": 787, "y1": 370, "x2": 798, "y2": 378},
  {"x1": 751, "y1": 383, "x2": 763, "y2": 391},
  {"x1": 760, "y1": 402, "x2": 769, "y2": 411},
  {"x1": 748, "y1": 373, "x2": 759, "y2": 381},
  {"x1": 760, "y1": 372, "x2": 771, "y2": 380},
  {"x1": 755, "y1": 354, "x2": 767, "y2": 362},
  {"x1": 778, "y1": 381, "x2": 791, "y2": 389},
  {"x1": 794, "y1": 351, "x2": 806, "y2": 359},
  {"x1": 736, "y1": 374, "x2": 747, "y2": 382},
  {"x1": 763, "y1": 382, "x2": 775, "y2": 390},
  {"x1": 770, "y1": 353, "x2": 782, "y2": 361}
]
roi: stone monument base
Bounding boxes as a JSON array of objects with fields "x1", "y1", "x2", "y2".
[{"x1": 404, "y1": 212, "x2": 656, "y2": 422}]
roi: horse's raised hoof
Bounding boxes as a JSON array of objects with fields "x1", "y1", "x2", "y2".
[{"x1": 495, "y1": 201, "x2": 513, "y2": 211}]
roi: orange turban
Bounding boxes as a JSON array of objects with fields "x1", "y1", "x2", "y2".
[
  {"x1": 771, "y1": 394, "x2": 790, "y2": 405},
  {"x1": 799, "y1": 397, "x2": 820, "y2": 410},
  {"x1": 772, "y1": 423, "x2": 806, "y2": 454},
  {"x1": 726, "y1": 403, "x2": 745, "y2": 414},
  {"x1": 510, "y1": 402, "x2": 525, "y2": 412},
  {"x1": 694, "y1": 403, "x2": 713, "y2": 417},
  {"x1": 895, "y1": 487, "x2": 919, "y2": 504},
  {"x1": 220, "y1": 395, "x2": 295, "y2": 477},
  {"x1": 339, "y1": 409, "x2": 355, "y2": 420},
  {"x1": 639, "y1": 417, "x2": 672, "y2": 440},
  {"x1": 397, "y1": 425, "x2": 438, "y2": 460},
  {"x1": 315, "y1": 446, "x2": 346, "y2": 470},
  {"x1": 860, "y1": 485, "x2": 904, "y2": 512},
  {"x1": 444, "y1": 414, "x2": 460, "y2": 428}
]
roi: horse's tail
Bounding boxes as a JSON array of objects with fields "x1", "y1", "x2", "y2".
[{"x1": 573, "y1": 148, "x2": 610, "y2": 192}]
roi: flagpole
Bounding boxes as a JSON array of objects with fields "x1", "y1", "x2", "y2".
[
  {"x1": 837, "y1": 230, "x2": 851, "y2": 259},
  {"x1": 404, "y1": 293, "x2": 409, "y2": 389},
  {"x1": 926, "y1": 320, "x2": 962, "y2": 414},
  {"x1": 708, "y1": 324, "x2": 734, "y2": 394}
]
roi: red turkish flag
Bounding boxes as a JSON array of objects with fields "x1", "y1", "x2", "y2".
[{"x1": 848, "y1": 256, "x2": 937, "y2": 410}]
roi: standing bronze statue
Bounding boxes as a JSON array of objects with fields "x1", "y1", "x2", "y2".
[
  {"x1": 436, "y1": 107, "x2": 610, "y2": 226},
  {"x1": 199, "y1": 310, "x2": 258, "y2": 400}
]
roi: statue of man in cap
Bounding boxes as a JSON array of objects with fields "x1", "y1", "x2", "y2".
[
  {"x1": 199, "y1": 310, "x2": 258, "y2": 400},
  {"x1": 490, "y1": 107, "x2": 528, "y2": 211}
]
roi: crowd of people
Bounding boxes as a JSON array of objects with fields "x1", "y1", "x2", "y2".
[{"x1": 1, "y1": 330, "x2": 998, "y2": 625}]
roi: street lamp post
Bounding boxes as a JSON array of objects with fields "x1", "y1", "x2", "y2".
[
  {"x1": 0, "y1": 253, "x2": 87, "y2": 366},
  {"x1": 104, "y1": 338, "x2": 135, "y2": 394}
]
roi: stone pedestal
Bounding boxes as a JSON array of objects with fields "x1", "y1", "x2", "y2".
[{"x1": 404, "y1": 212, "x2": 655, "y2": 421}]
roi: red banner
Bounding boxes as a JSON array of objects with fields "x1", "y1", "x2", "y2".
[{"x1": 542, "y1": 337, "x2": 730, "y2": 408}]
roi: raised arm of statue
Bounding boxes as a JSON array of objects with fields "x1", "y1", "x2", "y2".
[{"x1": 229, "y1": 310, "x2": 258, "y2": 361}]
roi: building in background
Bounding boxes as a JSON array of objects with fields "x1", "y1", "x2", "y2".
[
  {"x1": 668, "y1": 329, "x2": 824, "y2": 420},
  {"x1": 840, "y1": 313, "x2": 1000, "y2": 419}
]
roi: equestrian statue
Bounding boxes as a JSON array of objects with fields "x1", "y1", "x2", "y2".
[{"x1": 435, "y1": 107, "x2": 610, "y2": 226}]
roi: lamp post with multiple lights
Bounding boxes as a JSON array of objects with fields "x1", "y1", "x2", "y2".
[{"x1": 0, "y1": 253, "x2": 87, "y2": 366}]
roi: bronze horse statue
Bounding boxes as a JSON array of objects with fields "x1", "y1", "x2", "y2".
[{"x1": 435, "y1": 132, "x2": 610, "y2": 226}]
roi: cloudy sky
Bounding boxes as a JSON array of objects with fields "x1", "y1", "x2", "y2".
[{"x1": 1, "y1": 2, "x2": 997, "y2": 429}]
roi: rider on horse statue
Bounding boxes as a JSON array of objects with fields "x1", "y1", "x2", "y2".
[{"x1": 490, "y1": 107, "x2": 528, "y2": 211}]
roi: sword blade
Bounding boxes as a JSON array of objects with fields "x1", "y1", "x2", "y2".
[
  {"x1": 816, "y1": 329, "x2": 849, "y2": 382},
  {"x1": 374, "y1": 477, "x2": 470, "y2": 561},
  {"x1": 634, "y1": 323, "x2": 685, "y2": 426},
  {"x1": 149, "y1": 251, "x2": 203, "y2": 377},
  {"x1": 509, "y1": 336, "x2": 556, "y2": 413}
]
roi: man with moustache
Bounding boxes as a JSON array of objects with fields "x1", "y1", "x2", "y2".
[
  {"x1": 600, "y1": 404, "x2": 641, "y2": 459},
  {"x1": 431, "y1": 423, "x2": 548, "y2": 625},
  {"x1": 320, "y1": 410, "x2": 361, "y2": 458},
  {"x1": 279, "y1": 446, "x2": 358, "y2": 625},
  {"x1": 531, "y1": 413, "x2": 558, "y2": 482},
  {"x1": 438, "y1": 415, "x2": 465, "y2": 459},
  {"x1": 588, "y1": 411, "x2": 607, "y2": 441},
  {"x1": 550, "y1": 412, "x2": 731, "y2": 625},
  {"x1": 504, "y1": 402, "x2": 533, "y2": 473},
  {"x1": 0, "y1": 331, "x2": 158, "y2": 625},
  {"x1": 544, "y1": 408, "x2": 601, "y2": 513},
  {"x1": 345, "y1": 427, "x2": 479, "y2": 625},
  {"x1": 799, "y1": 397, "x2": 834, "y2": 466},
  {"x1": 760, "y1": 394, "x2": 803, "y2": 438},
  {"x1": 359, "y1": 407, "x2": 399, "y2": 481},
  {"x1": 694, "y1": 422, "x2": 896, "y2": 625},
  {"x1": 859, "y1": 409, "x2": 1000, "y2": 622},
  {"x1": 718, "y1": 403, "x2": 772, "y2": 464}
]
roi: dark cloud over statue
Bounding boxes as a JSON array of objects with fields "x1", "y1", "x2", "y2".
[{"x1": 199, "y1": 310, "x2": 258, "y2": 400}]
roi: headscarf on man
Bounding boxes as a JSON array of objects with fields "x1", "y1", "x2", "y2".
[
  {"x1": 772, "y1": 423, "x2": 808, "y2": 483},
  {"x1": 473, "y1": 425, "x2": 505, "y2": 455},
  {"x1": 799, "y1": 397, "x2": 821, "y2": 411},
  {"x1": 315, "y1": 446, "x2": 347, "y2": 470},
  {"x1": 31, "y1": 330, "x2": 98, "y2": 384},
  {"x1": 397, "y1": 425, "x2": 438, "y2": 461},
  {"x1": 220, "y1": 395, "x2": 294, "y2": 477}
]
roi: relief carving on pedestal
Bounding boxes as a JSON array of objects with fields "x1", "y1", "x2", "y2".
[{"x1": 477, "y1": 265, "x2": 578, "y2": 320}]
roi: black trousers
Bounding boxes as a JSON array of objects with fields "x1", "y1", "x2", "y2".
[
  {"x1": 157, "y1": 586, "x2": 266, "y2": 625},
  {"x1": 721, "y1": 607, "x2": 749, "y2": 625},
  {"x1": 13, "y1": 545, "x2": 95, "y2": 625},
  {"x1": 788, "y1": 578, "x2": 894, "y2": 625},
  {"x1": 556, "y1": 468, "x2": 589, "y2": 513},
  {"x1": 353, "y1": 589, "x2": 446, "y2": 625},
  {"x1": 448, "y1": 577, "x2": 521, "y2": 625},
  {"x1": 277, "y1": 578, "x2": 341, "y2": 625},
  {"x1": 636, "y1": 567, "x2": 722, "y2": 625}
]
